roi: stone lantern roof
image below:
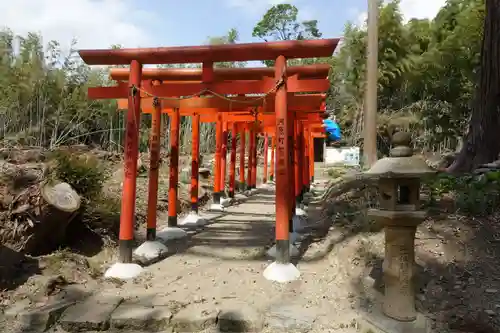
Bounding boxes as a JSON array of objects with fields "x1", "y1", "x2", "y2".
[{"x1": 365, "y1": 131, "x2": 435, "y2": 179}]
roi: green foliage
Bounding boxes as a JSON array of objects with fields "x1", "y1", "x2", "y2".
[
  {"x1": 252, "y1": 4, "x2": 322, "y2": 41},
  {"x1": 52, "y1": 151, "x2": 108, "y2": 198},
  {"x1": 425, "y1": 170, "x2": 500, "y2": 216},
  {"x1": 252, "y1": 4, "x2": 322, "y2": 67},
  {"x1": 330, "y1": 0, "x2": 485, "y2": 153}
]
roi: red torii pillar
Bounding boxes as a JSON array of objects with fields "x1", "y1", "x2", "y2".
[
  {"x1": 262, "y1": 134, "x2": 269, "y2": 184},
  {"x1": 118, "y1": 60, "x2": 142, "y2": 266},
  {"x1": 263, "y1": 55, "x2": 300, "y2": 282},
  {"x1": 239, "y1": 125, "x2": 246, "y2": 191},
  {"x1": 228, "y1": 122, "x2": 237, "y2": 198},
  {"x1": 270, "y1": 136, "x2": 275, "y2": 182}
]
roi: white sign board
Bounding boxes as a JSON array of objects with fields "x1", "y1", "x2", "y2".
[{"x1": 324, "y1": 146, "x2": 360, "y2": 166}]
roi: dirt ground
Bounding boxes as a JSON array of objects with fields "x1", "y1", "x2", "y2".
[{"x1": 1, "y1": 155, "x2": 500, "y2": 332}]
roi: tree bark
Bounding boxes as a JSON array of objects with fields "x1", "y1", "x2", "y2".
[{"x1": 448, "y1": 0, "x2": 500, "y2": 173}]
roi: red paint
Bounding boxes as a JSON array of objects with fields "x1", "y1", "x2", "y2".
[{"x1": 119, "y1": 60, "x2": 142, "y2": 242}]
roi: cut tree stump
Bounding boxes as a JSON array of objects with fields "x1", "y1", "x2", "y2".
[{"x1": 1, "y1": 181, "x2": 81, "y2": 255}]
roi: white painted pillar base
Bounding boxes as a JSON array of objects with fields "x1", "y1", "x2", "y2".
[
  {"x1": 263, "y1": 262, "x2": 300, "y2": 283},
  {"x1": 209, "y1": 203, "x2": 225, "y2": 212},
  {"x1": 179, "y1": 212, "x2": 207, "y2": 226},
  {"x1": 220, "y1": 197, "x2": 233, "y2": 207},
  {"x1": 133, "y1": 240, "x2": 168, "y2": 260},
  {"x1": 157, "y1": 227, "x2": 188, "y2": 241},
  {"x1": 104, "y1": 263, "x2": 143, "y2": 280}
]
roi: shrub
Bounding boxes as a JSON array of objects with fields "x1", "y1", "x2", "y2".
[
  {"x1": 424, "y1": 171, "x2": 500, "y2": 216},
  {"x1": 52, "y1": 151, "x2": 108, "y2": 198}
]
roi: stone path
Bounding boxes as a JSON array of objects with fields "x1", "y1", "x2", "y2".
[{"x1": 5, "y1": 165, "x2": 378, "y2": 333}]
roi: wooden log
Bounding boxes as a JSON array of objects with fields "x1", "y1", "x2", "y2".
[{"x1": 0, "y1": 181, "x2": 81, "y2": 255}]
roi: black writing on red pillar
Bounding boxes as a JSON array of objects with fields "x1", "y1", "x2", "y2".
[
  {"x1": 124, "y1": 120, "x2": 137, "y2": 178},
  {"x1": 150, "y1": 134, "x2": 160, "y2": 171},
  {"x1": 277, "y1": 119, "x2": 285, "y2": 175}
]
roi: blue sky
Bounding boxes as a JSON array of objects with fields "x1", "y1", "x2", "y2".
[
  {"x1": 133, "y1": 0, "x2": 366, "y2": 47},
  {"x1": 0, "y1": 0, "x2": 445, "y2": 51}
]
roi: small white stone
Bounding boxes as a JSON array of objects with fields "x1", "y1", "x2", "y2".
[
  {"x1": 133, "y1": 241, "x2": 167, "y2": 260},
  {"x1": 157, "y1": 227, "x2": 187, "y2": 241},
  {"x1": 263, "y1": 262, "x2": 300, "y2": 283},
  {"x1": 267, "y1": 243, "x2": 299, "y2": 258},
  {"x1": 104, "y1": 263, "x2": 143, "y2": 280}
]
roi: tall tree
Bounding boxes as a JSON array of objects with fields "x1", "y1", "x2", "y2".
[
  {"x1": 448, "y1": 0, "x2": 500, "y2": 172},
  {"x1": 252, "y1": 4, "x2": 322, "y2": 66},
  {"x1": 207, "y1": 28, "x2": 246, "y2": 68},
  {"x1": 252, "y1": 4, "x2": 321, "y2": 41}
]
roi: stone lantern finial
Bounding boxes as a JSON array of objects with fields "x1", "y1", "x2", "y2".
[{"x1": 390, "y1": 131, "x2": 413, "y2": 158}]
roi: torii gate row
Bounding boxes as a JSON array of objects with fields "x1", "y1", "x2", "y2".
[
  {"x1": 111, "y1": 83, "x2": 328, "y2": 235},
  {"x1": 78, "y1": 37, "x2": 340, "y2": 282},
  {"x1": 115, "y1": 97, "x2": 327, "y2": 222}
]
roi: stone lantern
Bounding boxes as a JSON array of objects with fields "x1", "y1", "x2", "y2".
[{"x1": 364, "y1": 131, "x2": 434, "y2": 328}]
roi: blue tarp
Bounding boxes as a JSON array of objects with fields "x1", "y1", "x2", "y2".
[{"x1": 323, "y1": 119, "x2": 341, "y2": 141}]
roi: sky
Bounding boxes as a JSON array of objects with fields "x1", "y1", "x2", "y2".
[{"x1": 0, "y1": 0, "x2": 447, "y2": 51}]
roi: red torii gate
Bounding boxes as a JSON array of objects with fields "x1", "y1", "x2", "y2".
[{"x1": 78, "y1": 38, "x2": 339, "y2": 282}]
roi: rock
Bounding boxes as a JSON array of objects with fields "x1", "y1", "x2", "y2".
[
  {"x1": 6, "y1": 297, "x2": 77, "y2": 332},
  {"x1": 110, "y1": 303, "x2": 172, "y2": 331},
  {"x1": 171, "y1": 303, "x2": 219, "y2": 332},
  {"x1": 265, "y1": 304, "x2": 318, "y2": 332},
  {"x1": 486, "y1": 288, "x2": 498, "y2": 294},
  {"x1": 59, "y1": 295, "x2": 123, "y2": 331}
]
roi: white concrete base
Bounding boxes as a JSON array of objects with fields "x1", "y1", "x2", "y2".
[
  {"x1": 133, "y1": 240, "x2": 168, "y2": 260},
  {"x1": 293, "y1": 215, "x2": 308, "y2": 233},
  {"x1": 220, "y1": 197, "x2": 233, "y2": 207},
  {"x1": 263, "y1": 262, "x2": 300, "y2": 283},
  {"x1": 210, "y1": 203, "x2": 225, "y2": 212},
  {"x1": 104, "y1": 262, "x2": 143, "y2": 280},
  {"x1": 179, "y1": 212, "x2": 207, "y2": 226},
  {"x1": 266, "y1": 243, "x2": 299, "y2": 258},
  {"x1": 157, "y1": 227, "x2": 188, "y2": 241},
  {"x1": 295, "y1": 207, "x2": 308, "y2": 217}
]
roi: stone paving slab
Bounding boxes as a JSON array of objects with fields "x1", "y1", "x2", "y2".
[
  {"x1": 45, "y1": 182, "x2": 367, "y2": 333},
  {"x1": 59, "y1": 295, "x2": 123, "y2": 332}
]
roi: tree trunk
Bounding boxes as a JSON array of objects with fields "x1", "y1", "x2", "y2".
[
  {"x1": 448, "y1": 0, "x2": 500, "y2": 173},
  {"x1": 0, "y1": 163, "x2": 81, "y2": 255}
]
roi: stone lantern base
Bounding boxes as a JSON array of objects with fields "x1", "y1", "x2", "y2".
[{"x1": 360, "y1": 308, "x2": 430, "y2": 333}]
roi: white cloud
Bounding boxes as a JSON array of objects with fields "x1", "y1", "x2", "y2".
[
  {"x1": 225, "y1": 0, "x2": 296, "y2": 17},
  {"x1": 0, "y1": 0, "x2": 157, "y2": 50},
  {"x1": 399, "y1": 0, "x2": 447, "y2": 21},
  {"x1": 351, "y1": 0, "x2": 447, "y2": 28}
]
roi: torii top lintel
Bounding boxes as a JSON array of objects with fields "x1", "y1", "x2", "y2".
[
  {"x1": 109, "y1": 64, "x2": 331, "y2": 81},
  {"x1": 78, "y1": 38, "x2": 340, "y2": 66}
]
